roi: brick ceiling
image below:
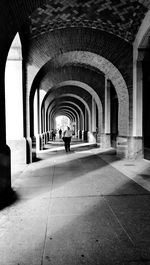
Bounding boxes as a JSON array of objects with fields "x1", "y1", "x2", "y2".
[{"x1": 27, "y1": 0, "x2": 150, "y2": 43}]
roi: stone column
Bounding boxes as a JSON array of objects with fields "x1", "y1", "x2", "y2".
[
  {"x1": 103, "y1": 78, "x2": 111, "y2": 148},
  {"x1": 92, "y1": 97, "x2": 96, "y2": 131},
  {"x1": 0, "y1": 66, "x2": 11, "y2": 195},
  {"x1": 39, "y1": 90, "x2": 46, "y2": 149},
  {"x1": 78, "y1": 112, "x2": 83, "y2": 140},
  {"x1": 5, "y1": 34, "x2": 27, "y2": 165},
  {"x1": 83, "y1": 108, "x2": 88, "y2": 141},
  {"x1": 128, "y1": 56, "x2": 143, "y2": 158},
  {"x1": 89, "y1": 97, "x2": 97, "y2": 143},
  {"x1": 42, "y1": 104, "x2": 47, "y2": 145},
  {"x1": 34, "y1": 89, "x2": 41, "y2": 153}
]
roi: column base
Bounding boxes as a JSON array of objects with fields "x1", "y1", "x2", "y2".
[
  {"x1": 78, "y1": 130, "x2": 82, "y2": 139},
  {"x1": 82, "y1": 131, "x2": 88, "y2": 141},
  {"x1": 7, "y1": 138, "x2": 27, "y2": 165},
  {"x1": 0, "y1": 144, "x2": 11, "y2": 194},
  {"x1": 111, "y1": 133, "x2": 117, "y2": 148},
  {"x1": 31, "y1": 134, "x2": 44, "y2": 161},
  {"x1": 31, "y1": 134, "x2": 42, "y2": 161},
  {"x1": 96, "y1": 132, "x2": 101, "y2": 145},
  {"x1": 41, "y1": 134, "x2": 45, "y2": 150},
  {"x1": 101, "y1": 133, "x2": 111, "y2": 148},
  {"x1": 116, "y1": 136, "x2": 128, "y2": 158},
  {"x1": 127, "y1": 136, "x2": 143, "y2": 159},
  {"x1": 46, "y1": 131, "x2": 50, "y2": 142},
  {"x1": 43, "y1": 132, "x2": 47, "y2": 144},
  {"x1": 116, "y1": 136, "x2": 143, "y2": 159},
  {"x1": 35, "y1": 134, "x2": 43, "y2": 152},
  {"x1": 26, "y1": 137, "x2": 32, "y2": 163},
  {"x1": 0, "y1": 188, "x2": 18, "y2": 210},
  {"x1": 88, "y1": 132, "x2": 96, "y2": 143}
]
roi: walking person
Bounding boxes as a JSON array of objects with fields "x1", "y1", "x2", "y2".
[{"x1": 63, "y1": 126, "x2": 72, "y2": 152}]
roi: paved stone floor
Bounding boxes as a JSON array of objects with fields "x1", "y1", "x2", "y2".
[{"x1": 1, "y1": 142, "x2": 150, "y2": 265}]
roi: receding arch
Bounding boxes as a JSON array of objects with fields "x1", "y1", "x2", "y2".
[
  {"x1": 30, "y1": 51, "x2": 129, "y2": 135},
  {"x1": 50, "y1": 105, "x2": 79, "y2": 125},
  {"x1": 43, "y1": 81, "x2": 101, "y2": 132},
  {"x1": 47, "y1": 100, "x2": 84, "y2": 132},
  {"x1": 47, "y1": 95, "x2": 86, "y2": 131},
  {"x1": 54, "y1": 112, "x2": 73, "y2": 121},
  {"x1": 51, "y1": 110, "x2": 75, "y2": 125},
  {"x1": 51, "y1": 111, "x2": 73, "y2": 130},
  {"x1": 52, "y1": 51, "x2": 129, "y2": 135},
  {"x1": 47, "y1": 92, "x2": 92, "y2": 132}
]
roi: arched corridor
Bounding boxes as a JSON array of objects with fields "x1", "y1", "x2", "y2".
[{"x1": 1, "y1": 1, "x2": 150, "y2": 264}]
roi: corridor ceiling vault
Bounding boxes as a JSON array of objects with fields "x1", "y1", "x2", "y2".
[{"x1": 27, "y1": 0, "x2": 149, "y2": 42}]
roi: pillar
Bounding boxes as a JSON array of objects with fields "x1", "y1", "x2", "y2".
[
  {"x1": 102, "y1": 78, "x2": 111, "y2": 148},
  {"x1": 128, "y1": 52, "x2": 143, "y2": 158},
  {"x1": 34, "y1": 88, "x2": 43, "y2": 152},
  {"x1": 0, "y1": 66, "x2": 11, "y2": 195},
  {"x1": 88, "y1": 97, "x2": 97, "y2": 143},
  {"x1": 83, "y1": 108, "x2": 88, "y2": 141},
  {"x1": 78, "y1": 112, "x2": 82, "y2": 139},
  {"x1": 5, "y1": 34, "x2": 27, "y2": 165},
  {"x1": 33, "y1": 89, "x2": 40, "y2": 153},
  {"x1": 92, "y1": 97, "x2": 96, "y2": 131}
]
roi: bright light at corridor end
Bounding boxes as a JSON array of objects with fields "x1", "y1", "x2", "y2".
[{"x1": 55, "y1": 115, "x2": 71, "y2": 131}]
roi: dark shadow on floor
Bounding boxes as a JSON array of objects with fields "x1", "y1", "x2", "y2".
[
  {"x1": 32, "y1": 156, "x2": 43, "y2": 163},
  {"x1": 0, "y1": 189, "x2": 19, "y2": 210},
  {"x1": 138, "y1": 173, "x2": 150, "y2": 179},
  {"x1": 17, "y1": 149, "x2": 149, "y2": 199},
  {"x1": 144, "y1": 148, "x2": 150, "y2": 160}
]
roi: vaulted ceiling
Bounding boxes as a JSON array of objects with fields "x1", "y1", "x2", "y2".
[
  {"x1": 20, "y1": 0, "x2": 149, "y2": 96},
  {"x1": 24, "y1": 0, "x2": 149, "y2": 43}
]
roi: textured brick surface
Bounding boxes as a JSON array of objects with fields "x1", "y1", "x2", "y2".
[
  {"x1": 29, "y1": 50, "x2": 129, "y2": 136},
  {"x1": 0, "y1": 0, "x2": 148, "y2": 67},
  {"x1": 24, "y1": 28, "x2": 133, "y2": 96},
  {"x1": 46, "y1": 88, "x2": 92, "y2": 117},
  {"x1": 27, "y1": 32, "x2": 132, "y2": 137},
  {"x1": 45, "y1": 86, "x2": 92, "y2": 105},
  {"x1": 28, "y1": 0, "x2": 148, "y2": 43},
  {"x1": 40, "y1": 65, "x2": 104, "y2": 100},
  {"x1": 47, "y1": 95, "x2": 86, "y2": 115},
  {"x1": 27, "y1": 26, "x2": 132, "y2": 68}
]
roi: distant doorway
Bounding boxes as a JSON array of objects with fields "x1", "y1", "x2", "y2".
[{"x1": 55, "y1": 115, "x2": 71, "y2": 134}]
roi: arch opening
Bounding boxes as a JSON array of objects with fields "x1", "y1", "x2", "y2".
[
  {"x1": 5, "y1": 33, "x2": 27, "y2": 168},
  {"x1": 55, "y1": 115, "x2": 71, "y2": 133}
]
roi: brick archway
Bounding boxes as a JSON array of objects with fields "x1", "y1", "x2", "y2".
[{"x1": 31, "y1": 51, "x2": 129, "y2": 136}]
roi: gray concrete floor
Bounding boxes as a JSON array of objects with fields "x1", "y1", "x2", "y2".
[{"x1": 1, "y1": 141, "x2": 150, "y2": 265}]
